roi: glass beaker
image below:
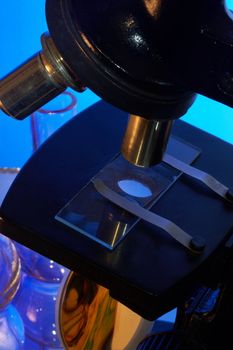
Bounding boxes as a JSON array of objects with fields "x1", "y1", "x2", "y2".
[
  {"x1": 30, "y1": 90, "x2": 77, "y2": 151},
  {"x1": 13, "y1": 243, "x2": 67, "y2": 349}
]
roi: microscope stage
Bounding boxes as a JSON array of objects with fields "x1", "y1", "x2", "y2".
[{"x1": 1, "y1": 101, "x2": 233, "y2": 320}]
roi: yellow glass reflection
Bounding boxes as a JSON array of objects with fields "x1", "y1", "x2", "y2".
[
  {"x1": 144, "y1": 0, "x2": 162, "y2": 17},
  {"x1": 58, "y1": 272, "x2": 117, "y2": 349}
]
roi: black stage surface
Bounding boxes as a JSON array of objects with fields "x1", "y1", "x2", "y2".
[{"x1": 1, "y1": 101, "x2": 233, "y2": 319}]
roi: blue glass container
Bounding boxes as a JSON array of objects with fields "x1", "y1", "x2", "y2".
[{"x1": 0, "y1": 234, "x2": 24, "y2": 350}]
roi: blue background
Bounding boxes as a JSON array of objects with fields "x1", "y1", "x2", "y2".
[{"x1": 0, "y1": 0, "x2": 233, "y2": 168}]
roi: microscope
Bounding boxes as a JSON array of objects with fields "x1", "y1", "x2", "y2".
[{"x1": 1, "y1": 1, "x2": 233, "y2": 349}]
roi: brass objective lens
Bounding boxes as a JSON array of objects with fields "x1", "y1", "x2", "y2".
[{"x1": 121, "y1": 114, "x2": 173, "y2": 167}]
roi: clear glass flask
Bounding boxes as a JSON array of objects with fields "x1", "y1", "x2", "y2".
[
  {"x1": 0, "y1": 234, "x2": 24, "y2": 350},
  {"x1": 30, "y1": 90, "x2": 77, "y2": 150}
]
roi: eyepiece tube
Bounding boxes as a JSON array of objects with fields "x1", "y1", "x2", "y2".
[
  {"x1": 0, "y1": 34, "x2": 85, "y2": 120},
  {"x1": 0, "y1": 53, "x2": 66, "y2": 120}
]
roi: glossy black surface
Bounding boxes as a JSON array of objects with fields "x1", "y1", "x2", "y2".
[
  {"x1": 46, "y1": 0, "x2": 233, "y2": 119},
  {"x1": 46, "y1": 0, "x2": 196, "y2": 119},
  {"x1": 1, "y1": 101, "x2": 233, "y2": 319}
]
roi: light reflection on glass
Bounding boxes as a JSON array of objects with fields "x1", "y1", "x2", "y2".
[
  {"x1": 0, "y1": 235, "x2": 24, "y2": 350},
  {"x1": 13, "y1": 277, "x2": 63, "y2": 348},
  {"x1": 118, "y1": 179, "x2": 152, "y2": 198},
  {"x1": 13, "y1": 243, "x2": 67, "y2": 349},
  {"x1": 0, "y1": 306, "x2": 24, "y2": 350},
  {"x1": 143, "y1": 0, "x2": 162, "y2": 17}
]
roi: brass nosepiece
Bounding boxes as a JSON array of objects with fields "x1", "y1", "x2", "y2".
[{"x1": 121, "y1": 115, "x2": 173, "y2": 167}]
